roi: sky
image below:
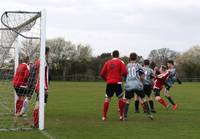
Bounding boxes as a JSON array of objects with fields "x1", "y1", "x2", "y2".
[{"x1": 1, "y1": 0, "x2": 200, "y2": 58}]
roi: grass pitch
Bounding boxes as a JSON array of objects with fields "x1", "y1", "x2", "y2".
[{"x1": 0, "y1": 82, "x2": 199, "y2": 139}]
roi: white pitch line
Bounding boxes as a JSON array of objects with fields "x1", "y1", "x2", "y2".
[{"x1": 40, "y1": 130, "x2": 57, "y2": 139}]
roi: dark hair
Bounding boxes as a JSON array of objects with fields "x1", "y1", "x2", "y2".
[
  {"x1": 167, "y1": 60, "x2": 174, "y2": 65},
  {"x1": 112, "y1": 50, "x2": 119, "y2": 58},
  {"x1": 161, "y1": 65, "x2": 167, "y2": 71},
  {"x1": 129, "y1": 52, "x2": 137, "y2": 61},
  {"x1": 21, "y1": 56, "x2": 29, "y2": 63},
  {"x1": 144, "y1": 59, "x2": 150, "y2": 66}
]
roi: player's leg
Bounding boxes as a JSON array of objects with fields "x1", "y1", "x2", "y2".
[
  {"x1": 124, "y1": 99, "x2": 130, "y2": 120},
  {"x1": 15, "y1": 96, "x2": 25, "y2": 116},
  {"x1": 124, "y1": 90, "x2": 134, "y2": 120},
  {"x1": 22, "y1": 88, "x2": 34, "y2": 116},
  {"x1": 15, "y1": 87, "x2": 26, "y2": 116},
  {"x1": 116, "y1": 84, "x2": 125, "y2": 120},
  {"x1": 164, "y1": 87, "x2": 177, "y2": 110},
  {"x1": 21, "y1": 97, "x2": 28, "y2": 116},
  {"x1": 137, "y1": 90, "x2": 153, "y2": 120},
  {"x1": 32, "y1": 100, "x2": 39, "y2": 128},
  {"x1": 32, "y1": 92, "x2": 48, "y2": 128},
  {"x1": 102, "y1": 84, "x2": 114, "y2": 121},
  {"x1": 147, "y1": 95, "x2": 156, "y2": 113},
  {"x1": 154, "y1": 89, "x2": 169, "y2": 109},
  {"x1": 145, "y1": 85, "x2": 156, "y2": 113},
  {"x1": 15, "y1": 87, "x2": 21, "y2": 115},
  {"x1": 102, "y1": 97, "x2": 111, "y2": 121},
  {"x1": 118, "y1": 97, "x2": 126, "y2": 121},
  {"x1": 134, "y1": 94, "x2": 140, "y2": 113}
]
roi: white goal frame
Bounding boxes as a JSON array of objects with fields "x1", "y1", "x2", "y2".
[
  {"x1": 39, "y1": 9, "x2": 46, "y2": 130},
  {"x1": 0, "y1": 10, "x2": 46, "y2": 131}
]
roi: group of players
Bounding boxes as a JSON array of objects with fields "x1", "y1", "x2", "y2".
[
  {"x1": 11, "y1": 48, "x2": 180, "y2": 126},
  {"x1": 12, "y1": 47, "x2": 50, "y2": 128},
  {"x1": 101, "y1": 50, "x2": 181, "y2": 121}
]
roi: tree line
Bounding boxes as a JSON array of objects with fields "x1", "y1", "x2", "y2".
[
  {"x1": 43, "y1": 38, "x2": 200, "y2": 82},
  {"x1": 1, "y1": 37, "x2": 198, "y2": 81}
]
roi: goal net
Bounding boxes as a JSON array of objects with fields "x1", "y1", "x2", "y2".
[{"x1": 0, "y1": 10, "x2": 46, "y2": 131}]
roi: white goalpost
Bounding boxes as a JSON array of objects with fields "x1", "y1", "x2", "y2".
[
  {"x1": 0, "y1": 10, "x2": 46, "y2": 131},
  {"x1": 39, "y1": 10, "x2": 46, "y2": 130}
]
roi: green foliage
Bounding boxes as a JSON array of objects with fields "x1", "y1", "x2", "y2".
[
  {"x1": 176, "y1": 46, "x2": 200, "y2": 80},
  {"x1": 43, "y1": 38, "x2": 200, "y2": 81},
  {"x1": 46, "y1": 38, "x2": 93, "y2": 80}
]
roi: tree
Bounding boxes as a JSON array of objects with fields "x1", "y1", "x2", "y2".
[
  {"x1": 46, "y1": 38, "x2": 77, "y2": 80},
  {"x1": 76, "y1": 44, "x2": 92, "y2": 61},
  {"x1": 0, "y1": 45, "x2": 13, "y2": 67},
  {"x1": 148, "y1": 48, "x2": 177, "y2": 66},
  {"x1": 46, "y1": 38, "x2": 93, "y2": 80},
  {"x1": 20, "y1": 39, "x2": 40, "y2": 62},
  {"x1": 89, "y1": 53, "x2": 111, "y2": 80},
  {"x1": 175, "y1": 46, "x2": 200, "y2": 81}
]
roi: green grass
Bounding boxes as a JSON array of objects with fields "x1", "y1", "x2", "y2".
[{"x1": 0, "y1": 82, "x2": 200, "y2": 139}]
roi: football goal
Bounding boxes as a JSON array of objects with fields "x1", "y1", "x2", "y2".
[{"x1": 0, "y1": 10, "x2": 46, "y2": 131}]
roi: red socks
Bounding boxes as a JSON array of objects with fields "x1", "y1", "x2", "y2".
[
  {"x1": 16, "y1": 99, "x2": 23, "y2": 114},
  {"x1": 158, "y1": 98, "x2": 168, "y2": 108},
  {"x1": 102, "y1": 98, "x2": 125, "y2": 118},
  {"x1": 102, "y1": 101, "x2": 109, "y2": 118},
  {"x1": 33, "y1": 108, "x2": 39, "y2": 128},
  {"x1": 118, "y1": 99, "x2": 125, "y2": 117}
]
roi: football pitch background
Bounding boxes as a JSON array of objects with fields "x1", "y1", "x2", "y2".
[{"x1": 0, "y1": 82, "x2": 199, "y2": 139}]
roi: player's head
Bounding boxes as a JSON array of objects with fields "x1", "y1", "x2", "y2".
[
  {"x1": 112, "y1": 50, "x2": 119, "y2": 58},
  {"x1": 144, "y1": 59, "x2": 150, "y2": 66},
  {"x1": 160, "y1": 65, "x2": 167, "y2": 73},
  {"x1": 167, "y1": 60, "x2": 174, "y2": 68},
  {"x1": 20, "y1": 56, "x2": 29, "y2": 63},
  {"x1": 154, "y1": 66, "x2": 159, "y2": 71},
  {"x1": 154, "y1": 66, "x2": 160, "y2": 75},
  {"x1": 129, "y1": 52, "x2": 137, "y2": 62}
]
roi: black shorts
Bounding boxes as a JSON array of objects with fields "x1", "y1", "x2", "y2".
[
  {"x1": 125, "y1": 89, "x2": 145, "y2": 99},
  {"x1": 26, "y1": 88, "x2": 35, "y2": 98},
  {"x1": 153, "y1": 88, "x2": 161, "y2": 96},
  {"x1": 36, "y1": 93, "x2": 48, "y2": 103},
  {"x1": 165, "y1": 83, "x2": 171, "y2": 91},
  {"x1": 14, "y1": 87, "x2": 28, "y2": 97},
  {"x1": 106, "y1": 84, "x2": 123, "y2": 98},
  {"x1": 143, "y1": 84, "x2": 152, "y2": 97}
]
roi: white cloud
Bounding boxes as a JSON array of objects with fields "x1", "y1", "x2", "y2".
[{"x1": 1, "y1": 0, "x2": 200, "y2": 58}]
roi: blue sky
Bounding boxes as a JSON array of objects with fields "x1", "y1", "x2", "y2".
[{"x1": 1, "y1": 0, "x2": 200, "y2": 58}]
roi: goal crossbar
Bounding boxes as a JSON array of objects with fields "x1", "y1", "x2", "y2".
[{"x1": 1, "y1": 11, "x2": 41, "y2": 39}]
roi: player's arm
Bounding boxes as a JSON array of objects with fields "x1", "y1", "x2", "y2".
[
  {"x1": 24, "y1": 66, "x2": 30, "y2": 83},
  {"x1": 150, "y1": 72, "x2": 155, "y2": 80},
  {"x1": 121, "y1": 61, "x2": 128, "y2": 78},
  {"x1": 137, "y1": 68, "x2": 145, "y2": 82},
  {"x1": 149, "y1": 72, "x2": 155, "y2": 87},
  {"x1": 101, "y1": 63, "x2": 107, "y2": 81},
  {"x1": 162, "y1": 71, "x2": 170, "y2": 82},
  {"x1": 175, "y1": 72, "x2": 182, "y2": 84},
  {"x1": 136, "y1": 64, "x2": 145, "y2": 82}
]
